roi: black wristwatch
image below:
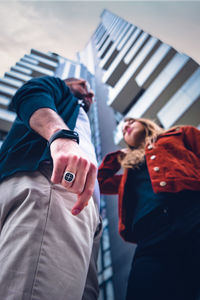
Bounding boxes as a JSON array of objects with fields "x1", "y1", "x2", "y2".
[{"x1": 48, "y1": 129, "x2": 79, "y2": 146}]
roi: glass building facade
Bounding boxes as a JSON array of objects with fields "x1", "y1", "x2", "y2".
[
  {"x1": 0, "y1": 8, "x2": 200, "y2": 300},
  {"x1": 78, "y1": 9, "x2": 200, "y2": 300}
]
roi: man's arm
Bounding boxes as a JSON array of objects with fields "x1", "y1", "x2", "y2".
[{"x1": 30, "y1": 107, "x2": 97, "y2": 215}]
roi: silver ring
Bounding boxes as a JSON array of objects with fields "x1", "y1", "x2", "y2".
[{"x1": 63, "y1": 171, "x2": 75, "y2": 183}]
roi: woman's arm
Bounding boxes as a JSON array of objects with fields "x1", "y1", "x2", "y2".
[
  {"x1": 183, "y1": 126, "x2": 200, "y2": 158},
  {"x1": 98, "y1": 150, "x2": 123, "y2": 195}
]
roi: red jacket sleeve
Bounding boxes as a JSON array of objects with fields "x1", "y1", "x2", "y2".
[
  {"x1": 183, "y1": 126, "x2": 200, "y2": 158},
  {"x1": 98, "y1": 151, "x2": 123, "y2": 195}
]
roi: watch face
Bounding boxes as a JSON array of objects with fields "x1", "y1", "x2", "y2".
[
  {"x1": 64, "y1": 131, "x2": 79, "y2": 143},
  {"x1": 62, "y1": 130, "x2": 79, "y2": 144}
]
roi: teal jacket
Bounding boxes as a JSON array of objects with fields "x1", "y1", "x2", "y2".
[{"x1": 0, "y1": 76, "x2": 80, "y2": 182}]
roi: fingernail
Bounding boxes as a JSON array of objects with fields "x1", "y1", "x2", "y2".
[{"x1": 72, "y1": 209, "x2": 81, "y2": 215}]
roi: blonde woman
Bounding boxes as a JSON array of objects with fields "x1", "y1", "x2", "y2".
[{"x1": 98, "y1": 118, "x2": 200, "y2": 300}]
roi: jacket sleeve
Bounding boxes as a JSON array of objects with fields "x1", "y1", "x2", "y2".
[
  {"x1": 12, "y1": 76, "x2": 70, "y2": 130},
  {"x1": 183, "y1": 126, "x2": 200, "y2": 158},
  {"x1": 98, "y1": 150, "x2": 123, "y2": 195}
]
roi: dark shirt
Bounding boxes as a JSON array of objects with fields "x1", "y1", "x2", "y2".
[
  {"x1": 130, "y1": 161, "x2": 171, "y2": 225},
  {"x1": 130, "y1": 161, "x2": 200, "y2": 227},
  {"x1": 0, "y1": 76, "x2": 80, "y2": 182}
]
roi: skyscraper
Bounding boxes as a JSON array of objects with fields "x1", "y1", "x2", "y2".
[
  {"x1": 78, "y1": 9, "x2": 200, "y2": 300},
  {"x1": 0, "y1": 9, "x2": 200, "y2": 300}
]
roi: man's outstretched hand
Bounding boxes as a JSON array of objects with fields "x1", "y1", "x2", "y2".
[{"x1": 50, "y1": 138, "x2": 97, "y2": 215}]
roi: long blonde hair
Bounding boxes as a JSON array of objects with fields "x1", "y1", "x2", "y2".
[{"x1": 118, "y1": 118, "x2": 177, "y2": 169}]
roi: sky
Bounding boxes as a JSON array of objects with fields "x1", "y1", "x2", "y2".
[{"x1": 0, "y1": 1, "x2": 200, "y2": 77}]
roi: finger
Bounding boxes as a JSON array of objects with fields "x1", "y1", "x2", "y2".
[
  {"x1": 68, "y1": 158, "x2": 90, "y2": 194},
  {"x1": 51, "y1": 156, "x2": 68, "y2": 183},
  {"x1": 71, "y1": 163, "x2": 97, "y2": 215}
]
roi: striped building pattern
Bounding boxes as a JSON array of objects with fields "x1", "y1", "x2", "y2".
[{"x1": 0, "y1": 9, "x2": 200, "y2": 300}]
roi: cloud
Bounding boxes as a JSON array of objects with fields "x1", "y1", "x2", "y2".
[
  {"x1": 0, "y1": 1, "x2": 199, "y2": 78},
  {"x1": 0, "y1": 1, "x2": 98, "y2": 76}
]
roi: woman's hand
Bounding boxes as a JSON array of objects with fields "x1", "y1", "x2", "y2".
[{"x1": 120, "y1": 148, "x2": 129, "y2": 154}]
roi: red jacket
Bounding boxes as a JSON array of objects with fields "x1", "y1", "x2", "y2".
[{"x1": 98, "y1": 126, "x2": 200, "y2": 243}]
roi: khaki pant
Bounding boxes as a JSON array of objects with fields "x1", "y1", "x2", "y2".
[{"x1": 0, "y1": 165, "x2": 102, "y2": 300}]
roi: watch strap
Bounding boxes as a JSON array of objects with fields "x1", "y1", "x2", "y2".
[{"x1": 48, "y1": 129, "x2": 79, "y2": 146}]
